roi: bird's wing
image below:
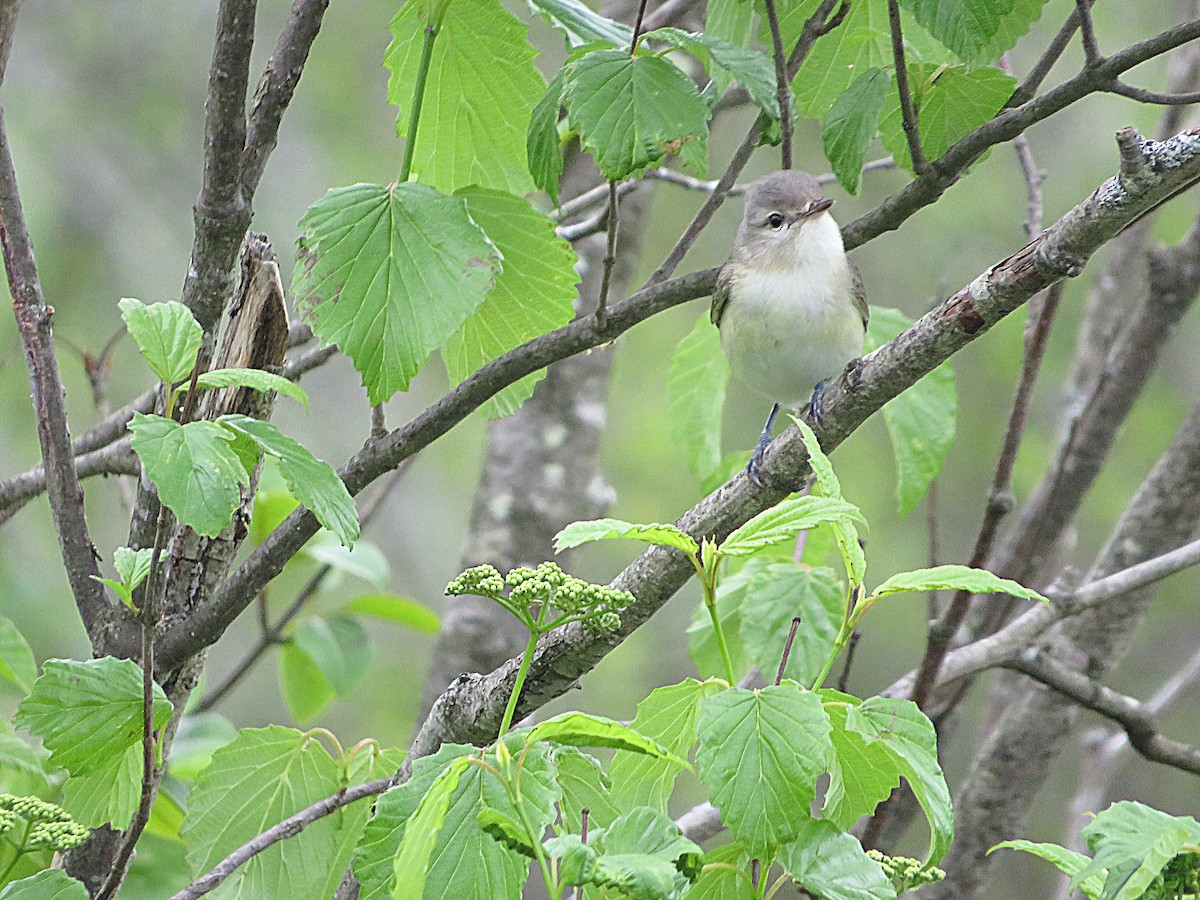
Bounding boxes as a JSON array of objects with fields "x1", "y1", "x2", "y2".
[
  {"x1": 849, "y1": 258, "x2": 868, "y2": 330},
  {"x1": 710, "y1": 264, "x2": 734, "y2": 328}
]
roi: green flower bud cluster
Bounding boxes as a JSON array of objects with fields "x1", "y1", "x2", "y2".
[
  {"x1": 0, "y1": 794, "x2": 89, "y2": 852},
  {"x1": 446, "y1": 562, "x2": 634, "y2": 632},
  {"x1": 1146, "y1": 851, "x2": 1200, "y2": 898},
  {"x1": 866, "y1": 849, "x2": 945, "y2": 893}
]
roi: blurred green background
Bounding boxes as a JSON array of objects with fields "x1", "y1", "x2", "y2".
[{"x1": 0, "y1": 2, "x2": 1198, "y2": 896}]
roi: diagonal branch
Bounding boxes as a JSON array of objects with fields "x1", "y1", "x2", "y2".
[{"x1": 887, "y1": 0, "x2": 926, "y2": 172}]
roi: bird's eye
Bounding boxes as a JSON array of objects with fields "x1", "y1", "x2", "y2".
[{"x1": 766, "y1": 212, "x2": 786, "y2": 229}]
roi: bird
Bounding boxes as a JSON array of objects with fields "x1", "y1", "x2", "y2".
[{"x1": 711, "y1": 170, "x2": 868, "y2": 486}]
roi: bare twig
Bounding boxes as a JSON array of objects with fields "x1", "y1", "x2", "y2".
[
  {"x1": 1002, "y1": 650, "x2": 1200, "y2": 776},
  {"x1": 887, "y1": 0, "x2": 926, "y2": 172},
  {"x1": 775, "y1": 616, "x2": 802, "y2": 684},
  {"x1": 1104, "y1": 80, "x2": 1200, "y2": 104},
  {"x1": 1075, "y1": 0, "x2": 1103, "y2": 67},
  {"x1": 595, "y1": 180, "x2": 620, "y2": 328},
  {"x1": 0, "y1": 438, "x2": 138, "y2": 525},
  {"x1": 1010, "y1": 6, "x2": 1082, "y2": 106},
  {"x1": 762, "y1": 0, "x2": 792, "y2": 169},
  {"x1": 836, "y1": 630, "x2": 862, "y2": 693}
]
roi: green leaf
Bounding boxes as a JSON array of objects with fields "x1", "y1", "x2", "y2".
[
  {"x1": 1074, "y1": 801, "x2": 1200, "y2": 900},
  {"x1": 989, "y1": 840, "x2": 1105, "y2": 899},
  {"x1": 194, "y1": 367, "x2": 310, "y2": 411},
  {"x1": 527, "y1": 69, "x2": 568, "y2": 200},
  {"x1": 250, "y1": 488, "x2": 300, "y2": 545},
  {"x1": 279, "y1": 640, "x2": 336, "y2": 724},
  {"x1": 528, "y1": 712, "x2": 684, "y2": 765},
  {"x1": 303, "y1": 532, "x2": 388, "y2": 588},
  {"x1": 792, "y1": 418, "x2": 866, "y2": 584},
  {"x1": 0, "y1": 719, "x2": 50, "y2": 797},
  {"x1": 444, "y1": 187, "x2": 579, "y2": 419},
  {"x1": 822, "y1": 68, "x2": 891, "y2": 195},
  {"x1": 294, "y1": 182, "x2": 499, "y2": 403},
  {"x1": 846, "y1": 696, "x2": 953, "y2": 864},
  {"x1": 392, "y1": 756, "x2": 474, "y2": 898},
  {"x1": 113, "y1": 547, "x2": 156, "y2": 595},
  {"x1": 738, "y1": 563, "x2": 845, "y2": 686},
  {"x1": 644, "y1": 28, "x2": 779, "y2": 117},
  {"x1": 610, "y1": 679, "x2": 722, "y2": 815},
  {"x1": 0, "y1": 871, "x2": 87, "y2": 900},
  {"x1": 14, "y1": 658, "x2": 172, "y2": 776},
  {"x1": 183, "y1": 726, "x2": 385, "y2": 900},
  {"x1": 705, "y1": 0, "x2": 755, "y2": 98},
  {"x1": 169, "y1": 713, "x2": 238, "y2": 781},
  {"x1": 563, "y1": 49, "x2": 710, "y2": 180},
  {"x1": 290, "y1": 616, "x2": 371, "y2": 696},
  {"x1": 777, "y1": 818, "x2": 897, "y2": 900},
  {"x1": 344, "y1": 594, "x2": 440, "y2": 634},
  {"x1": 821, "y1": 690, "x2": 902, "y2": 830},
  {"x1": 871, "y1": 564, "x2": 1047, "y2": 604},
  {"x1": 547, "y1": 807, "x2": 703, "y2": 899},
  {"x1": 719, "y1": 496, "x2": 865, "y2": 558},
  {"x1": 666, "y1": 314, "x2": 729, "y2": 480},
  {"x1": 524, "y1": 0, "x2": 632, "y2": 47},
  {"x1": 553, "y1": 747, "x2": 621, "y2": 832},
  {"x1": 695, "y1": 684, "x2": 832, "y2": 855},
  {"x1": 784, "y1": 0, "x2": 956, "y2": 119},
  {"x1": 129, "y1": 414, "x2": 248, "y2": 537},
  {"x1": 879, "y1": 65, "x2": 1015, "y2": 172},
  {"x1": 218, "y1": 415, "x2": 359, "y2": 548},
  {"x1": 0, "y1": 617, "x2": 35, "y2": 695},
  {"x1": 686, "y1": 842, "x2": 754, "y2": 899},
  {"x1": 865, "y1": 307, "x2": 956, "y2": 517},
  {"x1": 63, "y1": 742, "x2": 141, "y2": 828},
  {"x1": 554, "y1": 518, "x2": 699, "y2": 556},
  {"x1": 118, "y1": 298, "x2": 203, "y2": 384},
  {"x1": 477, "y1": 806, "x2": 536, "y2": 857},
  {"x1": 385, "y1": 0, "x2": 545, "y2": 194},
  {"x1": 898, "y1": 0, "x2": 1051, "y2": 62}
]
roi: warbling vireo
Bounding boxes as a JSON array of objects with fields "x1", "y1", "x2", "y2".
[{"x1": 711, "y1": 170, "x2": 868, "y2": 485}]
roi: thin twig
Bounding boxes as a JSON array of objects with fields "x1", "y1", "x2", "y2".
[
  {"x1": 1010, "y1": 7, "x2": 1082, "y2": 106},
  {"x1": 887, "y1": 0, "x2": 926, "y2": 173},
  {"x1": 594, "y1": 180, "x2": 619, "y2": 329},
  {"x1": 836, "y1": 630, "x2": 862, "y2": 693},
  {"x1": 1075, "y1": 0, "x2": 1103, "y2": 67},
  {"x1": 775, "y1": 617, "x2": 803, "y2": 684},
  {"x1": 762, "y1": 0, "x2": 792, "y2": 169},
  {"x1": 1104, "y1": 80, "x2": 1200, "y2": 104}
]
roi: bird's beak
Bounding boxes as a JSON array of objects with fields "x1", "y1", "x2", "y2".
[{"x1": 808, "y1": 197, "x2": 835, "y2": 215}]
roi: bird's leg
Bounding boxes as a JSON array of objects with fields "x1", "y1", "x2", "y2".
[
  {"x1": 746, "y1": 403, "x2": 781, "y2": 487},
  {"x1": 808, "y1": 380, "x2": 829, "y2": 424}
]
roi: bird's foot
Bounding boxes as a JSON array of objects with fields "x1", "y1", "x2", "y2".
[
  {"x1": 746, "y1": 432, "x2": 772, "y2": 488},
  {"x1": 807, "y1": 380, "x2": 829, "y2": 424}
]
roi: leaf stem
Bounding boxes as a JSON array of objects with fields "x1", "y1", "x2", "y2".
[
  {"x1": 400, "y1": 24, "x2": 439, "y2": 183},
  {"x1": 700, "y1": 564, "x2": 736, "y2": 684},
  {"x1": 498, "y1": 600, "x2": 550, "y2": 738}
]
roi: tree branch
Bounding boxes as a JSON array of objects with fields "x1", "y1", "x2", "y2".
[
  {"x1": 887, "y1": 0, "x2": 926, "y2": 173},
  {"x1": 0, "y1": 438, "x2": 137, "y2": 524}
]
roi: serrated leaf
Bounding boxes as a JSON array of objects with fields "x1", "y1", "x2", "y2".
[
  {"x1": 554, "y1": 518, "x2": 699, "y2": 555},
  {"x1": 791, "y1": 418, "x2": 866, "y2": 584},
  {"x1": 645, "y1": 28, "x2": 779, "y2": 117},
  {"x1": 610, "y1": 679, "x2": 722, "y2": 815},
  {"x1": 528, "y1": 712, "x2": 684, "y2": 765},
  {"x1": 989, "y1": 840, "x2": 1105, "y2": 899},
  {"x1": 871, "y1": 564, "x2": 1047, "y2": 604},
  {"x1": 527, "y1": 69, "x2": 568, "y2": 200},
  {"x1": 846, "y1": 696, "x2": 953, "y2": 864},
  {"x1": 183, "y1": 726, "x2": 385, "y2": 900},
  {"x1": 113, "y1": 547, "x2": 156, "y2": 595},
  {"x1": 385, "y1": 0, "x2": 545, "y2": 194},
  {"x1": 393, "y1": 755, "x2": 474, "y2": 898},
  {"x1": 705, "y1": 0, "x2": 754, "y2": 98},
  {"x1": 14, "y1": 658, "x2": 171, "y2": 776},
  {"x1": 290, "y1": 616, "x2": 371, "y2": 697},
  {"x1": 194, "y1": 367, "x2": 310, "y2": 411},
  {"x1": 344, "y1": 594, "x2": 440, "y2": 634},
  {"x1": 879, "y1": 65, "x2": 1015, "y2": 172},
  {"x1": 822, "y1": 68, "x2": 891, "y2": 195},
  {"x1": 294, "y1": 182, "x2": 499, "y2": 403},
  {"x1": 898, "y1": 0, "x2": 1050, "y2": 62},
  {"x1": 524, "y1": 0, "x2": 632, "y2": 47},
  {"x1": 0, "y1": 871, "x2": 87, "y2": 899},
  {"x1": 696, "y1": 685, "x2": 832, "y2": 855},
  {"x1": 553, "y1": 747, "x2": 621, "y2": 832},
  {"x1": 129, "y1": 414, "x2": 248, "y2": 537},
  {"x1": 1074, "y1": 801, "x2": 1200, "y2": 900},
  {"x1": 866, "y1": 307, "x2": 956, "y2": 517},
  {"x1": 118, "y1": 298, "x2": 203, "y2": 384},
  {"x1": 666, "y1": 314, "x2": 729, "y2": 480},
  {"x1": 63, "y1": 742, "x2": 141, "y2": 828},
  {"x1": 739, "y1": 563, "x2": 845, "y2": 686},
  {"x1": 444, "y1": 187, "x2": 579, "y2": 418},
  {"x1": 0, "y1": 617, "x2": 35, "y2": 695},
  {"x1": 778, "y1": 817, "x2": 897, "y2": 900},
  {"x1": 719, "y1": 496, "x2": 865, "y2": 558},
  {"x1": 218, "y1": 415, "x2": 359, "y2": 548},
  {"x1": 563, "y1": 49, "x2": 710, "y2": 180},
  {"x1": 820, "y1": 690, "x2": 901, "y2": 830},
  {"x1": 783, "y1": 0, "x2": 956, "y2": 119}
]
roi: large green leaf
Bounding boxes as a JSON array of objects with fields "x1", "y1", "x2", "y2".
[
  {"x1": 989, "y1": 840, "x2": 1106, "y2": 899},
  {"x1": 778, "y1": 818, "x2": 897, "y2": 900},
  {"x1": 666, "y1": 314, "x2": 729, "y2": 480},
  {"x1": 695, "y1": 685, "x2": 832, "y2": 855},
  {"x1": 685, "y1": 842, "x2": 754, "y2": 899},
  {"x1": 792, "y1": 419, "x2": 867, "y2": 584},
  {"x1": 878, "y1": 65, "x2": 1015, "y2": 173},
  {"x1": 524, "y1": 0, "x2": 632, "y2": 48},
  {"x1": 295, "y1": 182, "x2": 499, "y2": 403},
  {"x1": 129, "y1": 414, "x2": 248, "y2": 538},
  {"x1": 820, "y1": 690, "x2": 902, "y2": 830},
  {"x1": 0, "y1": 871, "x2": 87, "y2": 900},
  {"x1": 846, "y1": 696, "x2": 953, "y2": 864},
  {"x1": 554, "y1": 518, "x2": 699, "y2": 556},
  {"x1": 553, "y1": 747, "x2": 621, "y2": 833},
  {"x1": 392, "y1": 756, "x2": 474, "y2": 899},
  {"x1": 822, "y1": 68, "x2": 891, "y2": 196},
  {"x1": 871, "y1": 564, "x2": 1047, "y2": 604},
  {"x1": 1074, "y1": 802, "x2": 1200, "y2": 900},
  {"x1": 527, "y1": 69, "x2": 568, "y2": 200},
  {"x1": 118, "y1": 298, "x2": 202, "y2": 384},
  {"x1": 62, "y1": 742, "x2": 141, "y2": 828},
  {"x1": 704, "y1": 0, "x2": 755, "y2": 98},
  {"x1": 385, "y1": 0, "x2": 545, "y2": 194},
  {"x1": 444, "y1": 187, "x2": 579, "y2": 419},
  {"x1": 218, "y1": 415, "x2": 359, "y2": 548},
  {"x1": 644, "y1": 28, "x2": 779, "y2": 117},
  {"x1": 719, "y1": 496, "x2": 865, "y2": 558},
  {"x1": 738, "y1": 563, "x2": 845, "y2": 686},
  {"x1": 0, "y1": 617, "x2": 35, "y2": 695},
  {"x1": 182, "y1": 726, "x2": 393, "y2": 900},
  {"x1": 610, "y1": 679, "x2": 722, "y2": 815},
  {"x1": 14, "y1": 658, "x2": 171, "y2": 777},
  {"x1": 528, "y1": 712, "x2": 683, "y2": 764},
  {"x1": 562, "y1": 49, "x2": 710, "y2": 180},
  {"x1": 898, "y1": 0, "x2": 1051, "y2": 62},
  {"x1": 865, "y1": 307, "x2": 956, "y2": 517}
]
